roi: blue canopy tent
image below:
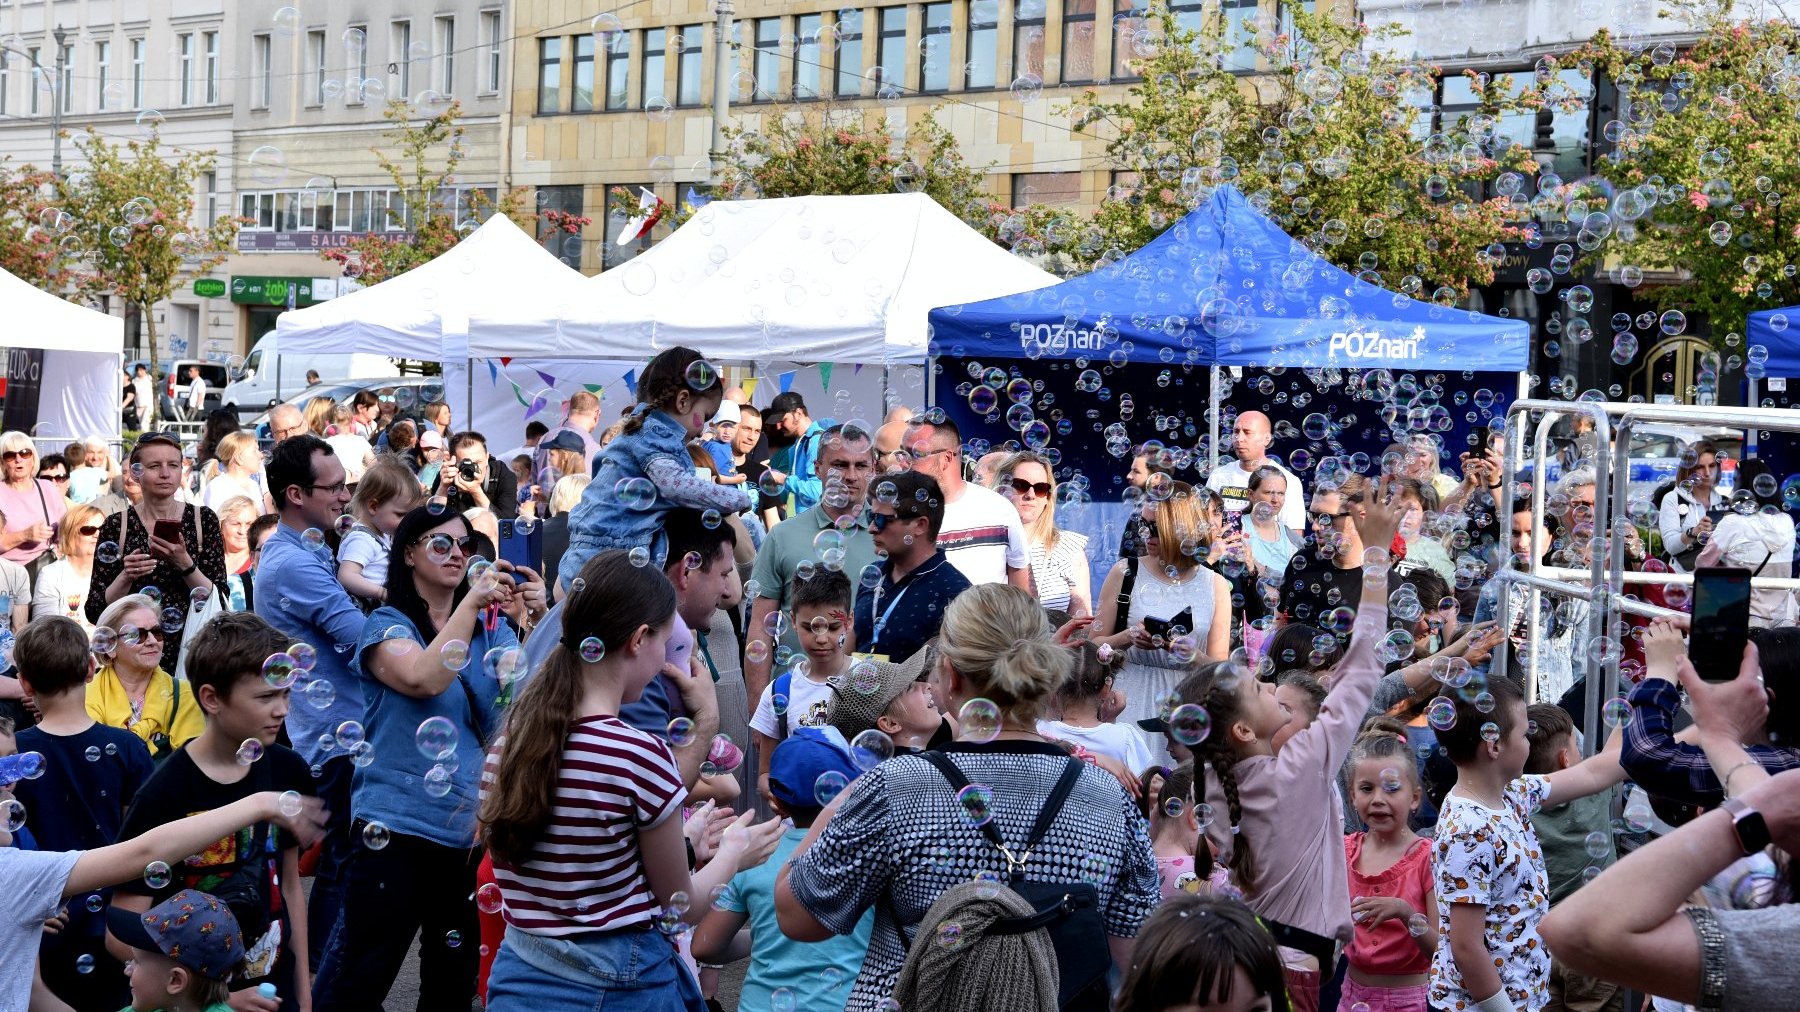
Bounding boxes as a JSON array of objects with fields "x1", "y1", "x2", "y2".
[
  {"x1": 1742, "y1": 307, "x2": 1800, "y2": 475},
  {"x1": 926, "y1": 186, "x2": 1532, "y2": 592}
]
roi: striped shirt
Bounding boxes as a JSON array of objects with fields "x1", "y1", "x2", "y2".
[
  {"x1": 481, "y1": 715, "x2": 687, "y2": 936},
  {"x1": 936, "y1": 483, "x2": 1029, "y2": 586},
  {"x1": 1028, "y1": 530, "x2": 1089, "y2": 612}
]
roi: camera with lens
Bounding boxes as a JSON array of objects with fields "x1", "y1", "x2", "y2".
[{"x1": 458, "y1": 459, "x2": 480, "y2": 482}]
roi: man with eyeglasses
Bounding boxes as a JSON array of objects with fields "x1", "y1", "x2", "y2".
[
  {"x1": 267, "y1": 404, "x2": 308, "y2": 445},
  {"x1": 1277, "y1": 473, "x2": 1373, "y2": 631},
  {"x1": 253, "y1": 433, "x2": 364, "y2": 968},
  {"x1": 904, "y1": 416, "x2": 1030, "y2": 591},
  {"x1": 854, "y1": 471, "x2": 970, "y2": 665},
  {"x1": 1206, "y1": 410, "x2": 1307, "y2": 533},
  {"x1": 872, "y1": 417, "x2": 911, "y2": 476}
]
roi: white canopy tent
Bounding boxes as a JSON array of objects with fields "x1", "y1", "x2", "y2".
[
  {"x1": 468, "y1": 193, "x2": 1060, "y2": 365},
  {"x1": 0, "y1": 267, "x2": 124, "y2": 442},
  {"x1": 275, "y1": 213, "x2": 588, "y2": 363}
]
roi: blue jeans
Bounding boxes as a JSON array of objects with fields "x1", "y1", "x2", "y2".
[
  {"x1": 485, "y1": 924, "x2": 703, "y2": 1012},
  {"x1": 307, "y1": 755, "x2": 356, "y2": 973}
]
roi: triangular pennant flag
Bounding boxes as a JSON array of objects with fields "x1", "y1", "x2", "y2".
[
  {"x1": 525, "y1": 394, "x2": 548, "y2": 419},
  {"x1": 778, "y1": 370, "x2": 797, "y2": 393},
  {"x1": 818, "y1": 362, "x2": 834, "y2": 392},
  {"x1": 742, "y1": 377, "x2": 759, "y2": 402},
  {"x1": 854, "y1": 363, "x2": 864, "y2": 375},
  {"x1": 509, "y1": 380, "x2": 530, "y2": 408},
  {"x1": 582, "y1": 384, "x2": 603, "y2": 394},
  {"x1": 499, "y1": 357, "x2": 512, "y2": 366},
  {"x1": 622, "y1": 370, "x2": 638, "y2": 396},
  {"x1": 486, "y1": 360, "x2": 499, "y2": 385},
  {"x1": 686, "y1": 186, "x2": 711, "y2": 210},
  {"x1": 536, "y1": 370, "x2": 559, "y2": 389}
]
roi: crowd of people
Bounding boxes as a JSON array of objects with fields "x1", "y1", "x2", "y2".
[{"x1": 0, "y1": 345, "x2": 1796, "y2": 1012}]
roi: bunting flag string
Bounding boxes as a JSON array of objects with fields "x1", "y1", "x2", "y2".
[
  {"x1": 778, "y1": 370, "x2": 798, "y2": 393},
  {"x1": 818, "y1": 362, "x2": 834, "y2": 393}
]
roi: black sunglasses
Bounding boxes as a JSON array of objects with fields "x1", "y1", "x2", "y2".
[
  {"x1": 136, "y1": 431, "x2": 183, "y2": 449},
  {"x1": 1313, "y1": 511, "x2": 1354, "y2": 527},
  {"x1": 869, "y1": 511, "x2": 920, "y2": 532},
  {"x1": 42, "y1": 472, "x2": 68, "y2": 481},
  {"x1": 418, "y1": 533, "x2": 474, "y2": 554},
  {"x1": 1009, "y1": 478, "x2": 1053, "y2": 497},
  {"x1": 77, "y1": 525, "x2": 100, "y2": 536}
]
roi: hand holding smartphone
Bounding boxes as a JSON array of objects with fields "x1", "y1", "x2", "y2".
[
  {"x1": 1690, "y1": 566, "x2": 1752, "y2": 683},
  {"x1": 152, "y1": 518, "x2": 183, "y2": 545}
]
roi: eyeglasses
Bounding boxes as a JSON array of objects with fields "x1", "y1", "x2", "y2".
[
  {"x1": 869, "y1": 511, "x2": 919, "y2": 532},
  {"x1": 305, "y1": 482, "x2": 350, "y2": 496},
  {"x1": 1009, "y1": 478, "x2": 1053, "y2": 497},
  {"x1": 1568, "y1": 500, "x2": 1596, "y2": 516},
  {"x1": 1313, "y1": 511, "x2": 1355, "y2": 527},
  {"x1": 78, "y1": 525, "x2": 100, "y2": 536},
  {"x1": 43, "y1": 472, "x2": 68, "y2": 481},
  {"x1": 1, "y1": 449, "x2": 34, "y2": 462}
]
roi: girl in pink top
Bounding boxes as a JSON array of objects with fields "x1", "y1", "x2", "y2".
[{"x1": 1343, "y1": 720, "x2": 1439, "y2": 1012}]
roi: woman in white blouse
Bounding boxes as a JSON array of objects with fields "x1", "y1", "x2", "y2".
[
  {"x1": 1697, "y1": 460, "x2": 1796, "y2": 628},
  {"x1": 199, "y1": 431, "x2": 272, "y2": 515},
  {"x1": 1658, "y1": 440, "x2": 1723, "y2": 572},
  {"x1": 31, "y1": 503, "x2": 102, "y2": 630},
  {"x1": 995, "y1": 450, "x2": 1091, "y2": 616}
]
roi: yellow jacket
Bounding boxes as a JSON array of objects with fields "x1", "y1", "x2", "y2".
[{"x1": 85, "y1": 665, "x2": 205, "y2": 755}]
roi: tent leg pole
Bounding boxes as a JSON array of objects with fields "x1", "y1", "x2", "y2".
[
  {"x1": 1208, "y1": 366, "x2": 1221, "y2": 473},
  {"x1": 465, "y1": 359, "x2": 474, "y2": 432}
]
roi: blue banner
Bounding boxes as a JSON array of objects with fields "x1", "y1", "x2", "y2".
[{"x1": 1746, "y1": 307, "x2": 1800, "y2": 377}]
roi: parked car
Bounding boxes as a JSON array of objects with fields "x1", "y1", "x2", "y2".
[
  {"x1": 250, "y1": 376, "x2": 445, "y2": 446},
  {"x1": 1518, "y1": 422, "x2": 1743, "y2": 504},
  {"x1": 222, "y1": 334, "x2": 401, "y2": 422},
  {"x1": 157, "y1": 359, "x2": 231, "y2": 420}
]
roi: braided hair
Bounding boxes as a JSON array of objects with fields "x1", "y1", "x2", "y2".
[{"x1": 1174, "y1": 660, "x2": 1257, "y2": 894}]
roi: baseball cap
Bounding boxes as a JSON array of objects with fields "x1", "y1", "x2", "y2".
[
  {"x1": 710, "y1": 401, "x2": 740, "y2": 426},
  {"x1": 826, "y1": 648, "x2": 934, "y2": 740},
  {"x1": 540, "y1": 429, "x2": 587, "y2": 454},
  {"x1": 419, "y1": 429, "x2": 444, "y2": 449},
  {"x1": 767, "y1": 727, "x2": 860, "y2": 810},
  {"x1": 106, "y1": 889, "x2": 246, "y2": 981}
]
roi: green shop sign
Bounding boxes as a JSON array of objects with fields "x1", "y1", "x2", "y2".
[
  {"x1": 191, "y1": 278, "x2": 227, "y2": 298},
  {"x1": 229, "y1": 275, "x2": 328, "y2": 307}
]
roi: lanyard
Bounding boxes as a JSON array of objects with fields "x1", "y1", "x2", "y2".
[{"x1": 870, "y1": 582, "x2": 912, "y2": 644}]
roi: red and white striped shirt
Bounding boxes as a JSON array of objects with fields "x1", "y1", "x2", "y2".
[{"x1": 481, "y1": 715, "x2": 686, "y2": 936}]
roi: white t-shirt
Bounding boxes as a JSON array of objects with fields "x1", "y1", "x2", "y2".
[
  {"x1": 186, "y1": 376, "x2": 206, "y2": 409},
  {"x1": 337, "y1": 525, "x2": 393, "y2": 591},
  {"x1": 325, "y1": 434, "x2": 377, "y2": 484},
  {"x1": 937, "y1": 483, "x2": 1030, "y2": 586},
  {"x1": 1206, "y1": 458, "x2": 1307, "y2": 531},
  {"x1": 32, "y1": 557, "x2": 93, "y2": 629},
  {"x1": 1037, "y1": 719, "x2": 1155, "y2": 775},
  {"x1": 0, "y1": 848, "x2": 80, "y2": 1012},
  {"x1": 0, "y1": 557, "x2": 31, "y2": 632},
  {"x1": 749, "y1": 671, "x2": 837, "y2": 740},
  {"x1": 201, "y1": 470, "x2": 267, "y2": 515}
]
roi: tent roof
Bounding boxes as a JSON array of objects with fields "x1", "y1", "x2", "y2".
[
  {"x1": 928, "y1": 186, "x2": 1530, "y2": 372},
  {"x1": 474, "y1": 193, "x2": 1058, "y2": 365},
  {"x1": 1746, "y1": 307, "x2": 1800, "y2": 377},
  {"x1": 276, "y1": 214, "x2": 587, "y2": 360},
  {"x1": 0, "y1": 267, "x2": 124, "y2": 354}
]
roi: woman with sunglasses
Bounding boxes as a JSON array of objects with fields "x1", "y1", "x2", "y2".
[
  {"x1": 995, "y1": 450, "x2": 1091, "y2": 617},
  {"x1": 32, "y1": 504, "x2": 103, "y2": 630},
  {"x1": 0, "y1": 430, "x2": 67, "y2": 580},
  {"x1": 85, "y1": 433, "x2": 228, "y2": 674},
  {"x1": 310, "y1": 505, "x2": 545, "y2": 1007},
  {"x1": 86, "y1": 592, "x2": 203, "y2": 756}
]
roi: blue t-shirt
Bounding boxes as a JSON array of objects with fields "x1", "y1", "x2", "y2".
[
  {"x1": 13, "y1": 723, "x2": 153, "y2": 853},
  {"x1": 851, "y1": 551, "x2": 972, "y2": 665},
  {"x1": 353, "y1": 605, "x2": 516, "y2": 847},
  {"x1": 703, "y1": 438, "x2": 737, "y2": 477},
  {"x1": 717, "y1": 827, "x2": 872, "y2": 1012}
]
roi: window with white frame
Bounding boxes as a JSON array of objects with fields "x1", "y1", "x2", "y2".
[
  {"x1": 130, "y1": 38, "x2": 144, "y2": 108},
  {"x1": 435, "y1": 16, "x2": 454, "y2": 94},
  {"x1": 252, "y1": 33, "x2": 270, "y2": 108},
  {"x1": 308, "y1": 30, "x2": 325, "y2": 104},
  {"x1": 178, "y1": 33, "x2": 193, "y2": 106},
  {"x1": 481, "y1": 10, "x2": 502, "y2": 93},
  {"x1": 391, "y1": 21, "x2": 412, "y2": 98},
  {"x1": 348, "y1": 25, "x2": 368, "y2": 103},
  {"x1": 203, "y1": 31, "x2": 218, "y2": 103},
  {"x1": 59, "y1": 42, "x2": 72, "y2": 112},
  {"x1": 94, "y1": 40, "x2": 110, "y2": 110}
]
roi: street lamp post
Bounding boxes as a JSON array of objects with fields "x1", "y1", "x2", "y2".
[{"x1": 3, "y1": 25, "x2": 69, "y2": 177}]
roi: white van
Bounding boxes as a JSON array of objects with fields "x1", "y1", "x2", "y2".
[{"x1": 222, "y1": 334, "x2": 401, "y2": 421}]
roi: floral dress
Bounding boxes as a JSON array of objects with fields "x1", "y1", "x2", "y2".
[{"x1": 86, "y1": 503, "x2": 227, "y2": 672}]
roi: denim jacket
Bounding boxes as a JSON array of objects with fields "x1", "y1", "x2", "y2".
[{"x1": 562, "y1": 408, "x2": 691, "y2": 581}]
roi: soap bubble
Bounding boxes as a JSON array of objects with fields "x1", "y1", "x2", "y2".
[
  {"x1": 475, "y1": 882, "x2": 504, "y2": 914},
  {"x1": 1168, "y1": 703, "x2": 1211, "y2": 745},
  {"x1": 668, "y1": 717, "x2": 697, "y2": 746},
  {"x1": 850, "y1": 729, "x2": 894, "y2": 769},
  {"x1": 262, "y1": 652, "x2": 298, "y2": 688},
  {"x1": 335, "y1": 720, "x2": 365, "y2": 750},
  {"x1": 143, "y1": 861, "x2": 172, "y2": 889},
  {"x1": 958, "y1": 698, "x2": 1001, "y2": 743},
  {"x1": 98, "y1": 541, "x2": 121, "y2": 564},
  {"x1": 235, "y1": 739, "x2": 264, "y2": 765},
  {"x1": 288, "y1": 642, "x2": 318, "y2": 671},
  {"x1": 415, "y1": 716, "x2": 459, "y2": 760},
  {"x1": 956, "y1": 783, "x2": 994, "y2": 826},
  {"x1": 579, "y1": 636, "x2": 606, "y2": 662},
  {"x1": 814, "y1": 769, "x2": 849, "y2": 805},
  {"x1": 685, "y1": 360, "x2": 717, "y2": 390},
  {"x1": 361, "y1": 821, "x2": 391, "y2": 850},
  {"x1": 423, "y1": 765, "x2": 454, "y2": 797},
  {"x1": 304, "y1": 678, "x2": 336, "y2": 710},
  {"x1": 277, "y1": 790, "x2": 304, "y2": 818}
]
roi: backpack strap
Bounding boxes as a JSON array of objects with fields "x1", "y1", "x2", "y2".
[
  {"x1": 1111, "y1": 556, "x2": 1139, "y2": 636},
  {"x1": 773, "y1": 671, "x2": 793, "y2": 740},
  {"x1": 921, "y1": 750, "x2": 1085, "y2": 883}
]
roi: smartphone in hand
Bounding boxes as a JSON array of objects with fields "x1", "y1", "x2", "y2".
[
  {"x1": 1690, "y1": 566, "x2": 1752, "y2": 682},
  {"x1": 152, "y1": 518, "x2": 183, "y2": 544}
]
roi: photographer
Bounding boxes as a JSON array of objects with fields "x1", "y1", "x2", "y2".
[{"x1": 437, "y1": 432, "x2": 518, "y2": 520}]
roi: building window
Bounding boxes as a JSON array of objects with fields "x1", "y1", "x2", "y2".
[
  {"x1": 94, "y1": 40, "x2": 110, "y2": 111},
  {"x1": 920, "y1": 4, "x2": 951, "y2": 92},
  {"x1": 27, "y1": 47, "x2": 38, "y2": 115},
  {"x1": 967, "y1": 1, "x2": 998, "y2": 89},
  {"x1": 750, "y1": 18, "x2": 780, "y2": 100},
  {"x1": 1063, "y1": 0, "x2": 1096, "y2": 83},
  {"x1": 129, "y1": 38, "x2": 144, "y2": 108},
  {"x1": 571, "y1": 34, "x2": 594, "y2": 111},
  {"x1": 794, "y1": 14, "x2": 822, "y2": 99},
  {"x1": 1112, "y1": 0, "x2": 1146, "y2": 80},
  {"x1": 1170, "y1": 0, "x2": 1203, "y2": 36},
  {"x1": 604, "y1": 31, "x2": 629, "y2": 109},
  {"x1": 347, "y1": 25, "x2": 368, "y2": 103},
  {"x1": 539, "y1": 37, "x2": 563, "y2": 112},
  {"x1": 178, "y1": 34, "x2": 193, "y2": 105},
  {"x1": 1, "y1": 56, "x2": 9, "y2": 116},
  {"x1": 203, "y1": 31, "x2": 218, "y2": 103},
  {"x1": 203, "y1": 171, "x2": 218, "y2": 227},
  {"x1": 391, "y1": 22, "x2": 412, "y2": 98},
  {"x1": 604, "y1": 184, "x2": 652, "y2": 268},
  {"x1": 677, "y1": 26, "x2": 703, "y2": 106},
  {"x1": 873, "y1": 7, "x2": 905, "y2": 91},
  {"x1": 1011, "y1": 171, "x2": 1081, "y2": 205},
  {"x1": 1221, "y1": 0, "x2": 1256, "y2": 71},
  {"x1": 481, "y1": 10, "x2": 502, "y2": 93},
  {"x1": 435, "y1": 16, "x2": 455, "y2": 94},
  {"x1": 58, "y1": 43, "x2": 72, "y2": 113},
  {"x1": 834, "y1": 9, "x2": 863, "y2": 97},
  {"x1": 642, "y1": 28, "x2": 666, "y2": 108},
  {"x1": 251, "y1": 34, "x2": 270, "y2": 108},
  {"x1": 307, "y1": 30, "x2": 326, "y2": 105},
  {"x1": 1014, "y1": 0, "x2": 1046, "y2": 81}
]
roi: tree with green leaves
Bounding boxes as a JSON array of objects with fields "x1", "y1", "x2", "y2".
[
  {"x1": 0, "y1": 160, "x2": 59, "y2": 289},
  {"x1": 53, "y1": 132, "x2": 239, "y2": 377},
  {"x1": 1534, "y1": 0, "x2": 1800, "y2": 359},
  {"x1": 1032, "y1": 4, "x2": 1534, "y2": 298}
]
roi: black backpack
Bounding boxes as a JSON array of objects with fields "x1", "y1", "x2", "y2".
[{"x1": 902, "y1": 752, "x2": 1113, "y2": 1011}]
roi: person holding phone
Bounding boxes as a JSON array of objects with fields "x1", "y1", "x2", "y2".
[
  {"x1": 86, "y1": 433, "x2": 227, "y2": 673},
  {"x1": 1659, "y1": 439, "x2": 1724, "y2": 572}
]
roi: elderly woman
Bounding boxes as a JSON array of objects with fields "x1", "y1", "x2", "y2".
[
  {"x1": 1659, "y1": 439, "x2": 1723, "y2": 572},
  {"x1": 775, "y1": 583, "x2": 1161, "y2": 1009},
  {"x1": 86, "y1": 433, "x2": 228, "y2": 673},
  {"x1": 200, "y1": 431, "x2": 270, "y2": 515},
  {"x1": 996, "y1": 450, "x2": 1091, "y2": 616},
  {"x1": 0, "y1": 430, "x2": 68, "y2": 578},
  {"x1": 86, "y1": 592, "x2": 204, "y2": 756},
  {"x1": 32, "y1": 503, "x2": 102, "y2": 628},
  {"x1": 217, "y1": 495, "x2": 259, "y2": 612}
]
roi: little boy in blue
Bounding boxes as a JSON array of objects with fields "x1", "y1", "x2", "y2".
[
  {"x1": 692, "y1": 728, "x2": 873, "y2": 1012},
  {"x1": 704, "y1": 401, "x2": 744, "y2": 483},
  {"x1": 561, "y1": 347, "x2": 749, "y2": 589},
  {"x1": 11, "y1": 616, "x2": 153, "y2": 1011}
]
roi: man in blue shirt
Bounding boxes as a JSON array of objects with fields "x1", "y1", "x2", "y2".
[
  {"x1": 854, "y1": 471, "x2": 971, "y2": 665},
  {"x1": 764, "y1": 392, "x2": 829, "y2": 514},
  {"x1": 253, "y1": 433, "x2": 362, "y2": 968}
]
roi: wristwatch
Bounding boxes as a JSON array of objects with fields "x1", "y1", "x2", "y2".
[{"x1": 1721, "y1": 796, "x2": 1771, "y2": 855}]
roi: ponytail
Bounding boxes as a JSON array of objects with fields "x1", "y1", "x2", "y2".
[
  {"x1": 1174, "y1": 661, "x2": 1258, "y2": 895},
  {"x1": 618, "y1": 346, "x2": 719, "y2": 437}
]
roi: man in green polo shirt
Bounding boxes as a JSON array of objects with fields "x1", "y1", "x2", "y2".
[{"x1": 744, "y1": 423, "x2": 878, "y2": 706}]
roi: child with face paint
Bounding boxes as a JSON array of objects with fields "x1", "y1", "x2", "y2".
[{"x1": 751, "y1": 570, "x2": 855, "y2": 809}]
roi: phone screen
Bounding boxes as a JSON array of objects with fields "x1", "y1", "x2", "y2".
[
  {"x1": 153, "y1": 519, "x2": 182, "y2": 544},
  {"x1": 1691, "y1": 567, "x2": 1752, "y2": 683}
]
